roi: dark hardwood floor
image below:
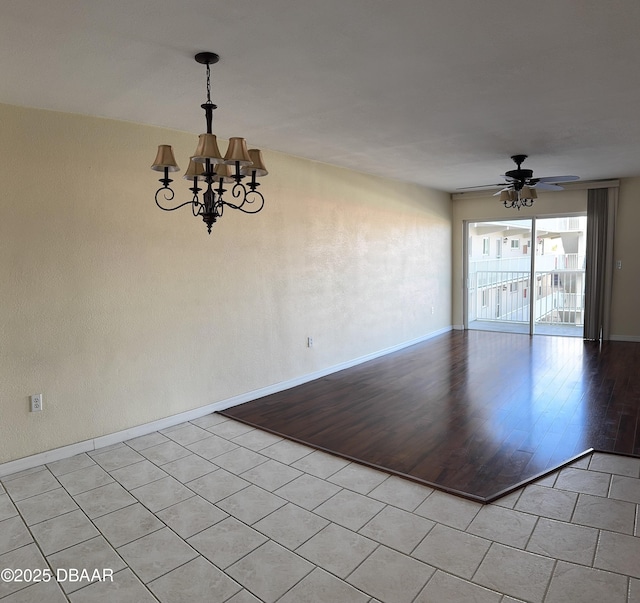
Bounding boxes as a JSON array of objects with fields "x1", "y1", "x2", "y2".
[{"x1": 220, "y1": 331, "x2": 640, "y2": 501}]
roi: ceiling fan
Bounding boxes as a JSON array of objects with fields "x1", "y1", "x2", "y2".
[{"x1": 459, "y1": 155, "x2": 579, "y2": 209}]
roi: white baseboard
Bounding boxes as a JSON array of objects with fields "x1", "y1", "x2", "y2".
[
  {"x1": 0, "y1": 326, "x2": 452, "y2": 478},
  {"x1": 0, "y1": 441, "x2": 96, "y2": 479},
  {"x1": 609, "y1": 334, "x2": 640, "y2": 342}
]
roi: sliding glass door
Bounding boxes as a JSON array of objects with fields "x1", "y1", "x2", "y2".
[
  {"x1": 467, "y1": 218, "x2": 532, "y2": 334},
  {"x1": 466, "y1": 215, "x2": 586, "y2": 336},
  {"x1": 532, "y1": 217, "x2": 586, "y2": 336}
]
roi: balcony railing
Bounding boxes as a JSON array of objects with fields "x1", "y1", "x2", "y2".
[
  {"x1": 469, "y1": 263, "x2": 585, "y2": 327},
  {"x1": 468, "y1": 253, "x2": 584, "y2": 274},
  {"x1": 534, "y1": 271, "x2": 585, "y2": 326}
]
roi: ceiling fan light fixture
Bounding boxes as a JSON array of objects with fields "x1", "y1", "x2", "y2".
[
  {"x1": 502, "y1": 187, "x2": 536, "y2": 210},
  {"x1": 499, "y1": 190, "x2": 513, "y2": 203},
  {"x1": 500, "y1": 190, "x2": 519, "y2": 203},
  {"x1": 501, "y1": 155, "x2": 576, "y2": 210},
  {"x1": 456, "y1": 156, "x2": 579, "y2": 206}
]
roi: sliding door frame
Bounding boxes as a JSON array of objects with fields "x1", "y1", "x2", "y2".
[{"x1": 463, "y1": 212, "x2": 588, "y2": 336}]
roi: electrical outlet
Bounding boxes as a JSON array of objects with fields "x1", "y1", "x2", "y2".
[
  {"x1": 307, "y1": 337, "x2": 314, "y2": 348},
  {"x1": 30, "y1": 393, "x2": 43, "y2": 412}
]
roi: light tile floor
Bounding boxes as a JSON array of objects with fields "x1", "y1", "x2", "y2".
[{"x1": 1, "y1": 413, "x2": 639, "y2": 602}]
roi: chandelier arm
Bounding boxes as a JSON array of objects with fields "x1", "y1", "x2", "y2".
[
  {"x1": 191, "y1": 196, "x2": 204, "y2": 217},
  {"x1": 223, "y1": 183, "x2": 265, "y2": 214},
  {"x1": 240, "y1": 189, "x2": 266, "y2": 214},
  {"x1": 154, "y1": 187, "x2": 199, "y2": 212},
  {"x1": 219, "y1": 182, "x2": 244, "y2": 210}
]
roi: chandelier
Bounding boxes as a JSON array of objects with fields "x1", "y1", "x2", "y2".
[
  {"x1": 500, "y1": 186, "x2": 537, "y2": 210},
  {"x1": 151, "y1": 52, "x2": 268, "y2": 234}
]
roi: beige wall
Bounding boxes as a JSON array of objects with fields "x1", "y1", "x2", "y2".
[
  {"x1": 0, "y1": 103, "x2": 452, "y2": 464},
  {"x1": 611, "y1": 178, "x2": 640, "y2": 339},
  {"x1": 452, "y1": 184, "x2": 640, "y2": 340}
]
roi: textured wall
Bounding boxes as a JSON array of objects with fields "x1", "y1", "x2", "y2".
[
  {"x1": 612, "y1": 178, "x2": 640, "y2": 339},
  {"x1": 0, "y1": 103, "x2": 452, "y2": 463}
]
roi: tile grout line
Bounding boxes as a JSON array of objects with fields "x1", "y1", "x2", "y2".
[
  {"x1": 468, "y1": 538, "x2": 495, "y2": 584},
  {"x1": 540, "y1": 558, "x2": 559, "y2": 603},
  {"x1": 522, "y1": 515, "x2": 541, "y2": 552}
]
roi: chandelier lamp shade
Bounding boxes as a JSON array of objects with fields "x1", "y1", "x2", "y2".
[
  {"x1": 151, "y1": 52, "x2": 268, "y2": 234},
  {"x1": 500, "y1": 186, "x2": 537, "y2": 210}
]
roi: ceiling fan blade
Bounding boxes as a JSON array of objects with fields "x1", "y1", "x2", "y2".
[
  {"x1": 493, "y1": 187, "x2": 511, "y2": 196},
  {"x1": 535, "y1": 175, "x2": 580, "y2": 184},
  {"x1": 456, "y1": 183, "x2": 506, "y2": 190},
  {"x1": 533, "y1": 182, "x2": 564, "y2": 191}
]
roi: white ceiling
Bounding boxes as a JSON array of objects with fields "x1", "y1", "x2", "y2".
[{"x1": 2, "y1": 0, "x2": 639, "y2": 192}]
